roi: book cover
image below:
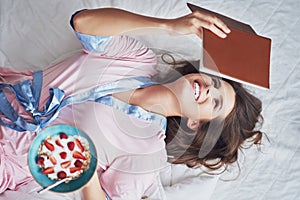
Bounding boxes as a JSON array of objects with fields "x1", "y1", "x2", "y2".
[{"x1": 187, "y1": 3, "x2": 272, "y2": 89}]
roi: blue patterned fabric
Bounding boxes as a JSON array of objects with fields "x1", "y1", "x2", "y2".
[
  {"x1": 70, "y1": 9, "x2": 113, "y2": 54},
  {"x1": 75, "y1": 32, "x2": 112, "y2": 54},
  {"x1": 97, "y1": 96, "x2": 167, "y2": 131},
  {"x1": 0, "y1": 73, "x2": 166, "y2": 132}
]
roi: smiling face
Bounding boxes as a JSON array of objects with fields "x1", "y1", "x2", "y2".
[{"x1": 166, "y1": 73, "x2": 236, "y2": 129}]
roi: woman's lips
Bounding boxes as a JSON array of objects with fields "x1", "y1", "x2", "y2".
[{"x1": 193, "y1": 81, "x2": 201, "y2": 101}]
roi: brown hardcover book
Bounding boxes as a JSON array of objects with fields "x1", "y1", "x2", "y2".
[{"x1": 187, "y1": 3, "x2": 271, "y2": 89}]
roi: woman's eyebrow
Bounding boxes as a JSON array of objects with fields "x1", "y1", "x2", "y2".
[
  {"x1": 217, "y1": 78, "x2": 222, "y2": 88},
  {"x1": 212, "y1": 77, "x2": 222, "y2": 88}
]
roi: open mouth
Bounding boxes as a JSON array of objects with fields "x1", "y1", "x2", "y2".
[{"x1": 193, "y1": 81, "x2": 201, "y2": 101}]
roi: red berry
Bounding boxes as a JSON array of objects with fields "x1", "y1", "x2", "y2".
[
  {"x1": 75, "y1": 138, "x2": 85, "y2": 152},
  {"x1": 36, "y1": 157, "x2": 44, "y2": 166},
  {"x1": 61, "y1": 161, "x2": 71, "y2": 168},
  {"x1": 49, "y1": 155, "x2": 57, "y2": 165},
  {"x1": 59, "y1": 152, "x2": 67, "y2": 159},
  {"x1": 42, "y1": 167, "x2": 54, "y2": 174},
  {"x1": 44, "y1": 140, "x2": 55, "y2": 151},
  {"x1": 57, "y1": 171, "x2": 67, "y2": 179},
  {"x1": 60, "y1": 132, "x2": 68, "y2": 139},
  {"x1": 55, "y1": 139, "x2": 64, "y2": 148},
  {"x1": 67, "y1": 141, "x2": 75, "y2": 151},
  {"x1": 74, "y1": 160, "x2": 83, "y2": 168},
  {"x1": 69, "y1": 167, "x2": 81, "y2": 173},
  {"x1": 72, "y1": 151, "x2": 86, "y2": 160}
]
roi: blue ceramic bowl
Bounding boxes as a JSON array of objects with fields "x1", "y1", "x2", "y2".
[{"x1": 28, "y1": 124, "x2": 97, "y2": 193}]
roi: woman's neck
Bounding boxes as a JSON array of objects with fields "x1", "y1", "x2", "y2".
[{"x1": 112, "y1": 85, "x2": 181, "y2": 117}]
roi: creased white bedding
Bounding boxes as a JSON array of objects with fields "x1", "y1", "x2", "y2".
[{"x1": 0, "y1": 0, "x2": 299, "y2": 200}]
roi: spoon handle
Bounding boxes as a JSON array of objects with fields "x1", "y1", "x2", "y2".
[{"x1": 37, "y1": 177, "x2": 72, "y2": 194}]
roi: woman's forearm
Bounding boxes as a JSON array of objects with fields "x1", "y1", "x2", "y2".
[
  {"x1": 82, "y1": 172, "x2": 107, "y2": 200},
  {"x1": 72, "y1": 8, "x2": 231, "y2": 38},
  {"x1": 73, "y1": 8, "x2": 170, "y2": 36}
]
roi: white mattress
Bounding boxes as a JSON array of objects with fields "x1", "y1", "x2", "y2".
[{"x1": 1, "y1": 0, "x2": 299, "y2": 199}]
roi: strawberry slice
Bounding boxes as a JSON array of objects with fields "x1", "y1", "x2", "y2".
[
  {"x1": 55, "y1": 139, "x2": 64, "y2": 148},
  {"x1": 72, "y1": 151, "x2": 86, "y2": 160},
  {"x1": 36, "y1": 157, "x2": 44, "y2": 166},
  {"x1": 49, "y1": 155, "x2": 57, "y2": 165},
  {"x1": 60, "y1": 132, "x2": 68, "y2": 139},
  {"x1": 61, "y1": 160, "x2": 71, "y2": 168},
  {"x1": 74, "y1": 160, "x2": 83, "y2": 168},
  {"x1": 42, "y1": 167, "x2": 54, "y2": 174},
  {"x1": 67, "y1": 141, "x2": 75, "y2": 151},
  {"x1": 75, "y1": 138, "x2": 84, "y2": 152},
  {"x1": 57, "y1": 171, "x2": 67, "y2": 179},
  {"x1": 69, "y1": 167, "x2": 81, "y2": 173},
  {"x1": 44, "y1": 140, "x2": 54, "y2": 151},
  {"x1": 59, "y1": 152, "x2": 67, "y2": 159}
]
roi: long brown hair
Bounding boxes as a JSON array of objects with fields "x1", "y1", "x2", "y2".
[{"x1": 164, "y1": 61, "x2": 264, "y2": 171}]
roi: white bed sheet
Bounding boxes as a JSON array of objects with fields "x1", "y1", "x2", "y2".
[{"x1": 0, "y1": 0, "x2": 299, "y2": 200}]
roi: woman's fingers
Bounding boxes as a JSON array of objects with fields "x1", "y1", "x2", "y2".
[
  {"x1": 169, "y1": 11, "x2": 231, "y2": 39},
  {"x1": 212, "y1": 16, "x2": 231, "y2": 34},
  {"x1": 199, "y1": 19, "x2": 228, "y2": 38},
  {"x1": 190, "y1": 11, "x2": 231, "y2": 38},
  {"x1": 195, "y1": 11, "x2": 230, "y2": 32}
]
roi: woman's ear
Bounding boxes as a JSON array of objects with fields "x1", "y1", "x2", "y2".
[{"x1": 186, "y1": 119, "x2": 200, "y2": 130}]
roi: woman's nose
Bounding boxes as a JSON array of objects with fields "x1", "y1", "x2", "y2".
[
  {"x1": 200, "y1": 86, "x2": 211, "y2": 103},
  {"x1": 198, "y1": 80, "x2": 213, "y2": 103},
  {"x1": 203, "y1": 87, "x2": 210, "y2": 98}
]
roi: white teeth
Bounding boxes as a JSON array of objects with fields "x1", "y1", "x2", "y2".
[{"x1": 194, "y1": 81, "x2": 200, "y2": 100}]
